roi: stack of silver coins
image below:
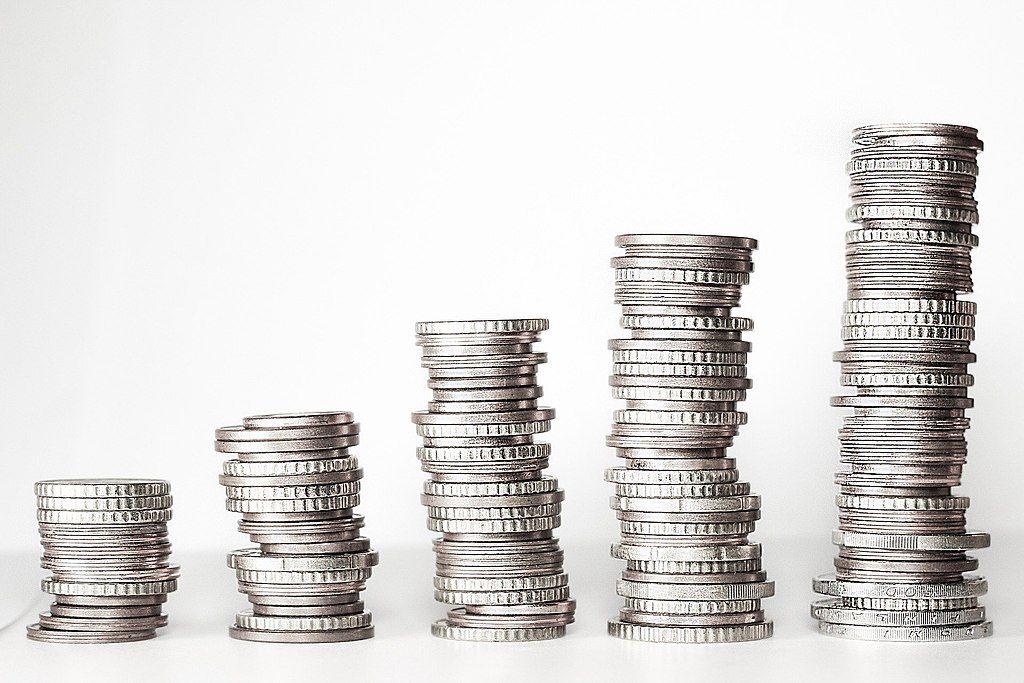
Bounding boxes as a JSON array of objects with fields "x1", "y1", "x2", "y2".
[
  {"x1": 215, "y1": 411, "x2": 378, "y2": 643},
  {"x1": 812, "y1": 123, "x2": 993, "y2": 641},
  {"x1": 605, "y1": 234, "x2": 774, "y2": 643},
  {"x1": 28, "y1": 479, "x2": 178, "y2": 644},
  {"x1": 413, "y1": 319, "x2": 575, "y2": 641}
]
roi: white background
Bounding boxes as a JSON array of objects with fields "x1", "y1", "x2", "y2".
[{"x1": 2, "y1": 1, "x2": 1023, "y2": 680}]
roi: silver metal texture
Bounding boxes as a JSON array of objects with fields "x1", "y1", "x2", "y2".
[
  {"x1": 414, "y1": 320, "x2": 575, "y2": 640},
  {"x1": 606, "y1": 234, "x2": 773, "y2": 642},
  {"x1": 27, "y1": 479, "x2": 177, "y2": 643},
  {"x1": 214, "y1": 411, "x2": 377, "y2": 642},
  {"x1": 812, "y1": 123, "x2": 992, "y2": 640}
]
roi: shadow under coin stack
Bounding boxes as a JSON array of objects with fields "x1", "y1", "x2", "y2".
[
  {"x1": 413, "y1": 319, "x2": 575, "y2": 641},
  {"x1": 214, "y1": 411, "x2": 378, "y2": 643},
  {"x1": 606, "y1": 234, "x2": 774, "y2": 643},
  {"x1": 28, "y1": 479, "x2": 177, "y2": 643},
  {"x1": 812, "y1": 123, "x2": 993, "y2": 641}
]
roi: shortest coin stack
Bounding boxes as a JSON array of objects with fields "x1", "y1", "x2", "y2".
[
  {"x1": 28, "y1": 479, "x2": 178, "y2": 644},
  {"x1": 215, "y1": 411, "x2": 378, "y2": 643}
]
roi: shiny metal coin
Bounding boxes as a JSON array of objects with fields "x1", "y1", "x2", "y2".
[
  {"x1": 228, "y1": 625, "x2": 374, "y2": 643},
  {"x1": 26, "y1": 623, "x2": 156, "y2": 644},
  {"x1": 608, "y1": 619, "x2": 772, "y2": 642}
]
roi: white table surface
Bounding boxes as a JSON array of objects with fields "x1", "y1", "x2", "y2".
[{"x1": 2, "y1": 535, "x2": 1020, "y2": 682}]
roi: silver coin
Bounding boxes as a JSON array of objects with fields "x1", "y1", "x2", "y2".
[
  {"x1": 48, "y1": 603, "x2": 163, "y2": 618},
  {"x1": 816, "y1": 620, "x2": 992, "y2": 641},
  {"x1": 242, "y1": 411, "x2": 355, "y2": 429},
  {"x1": 259, "y1": 538, "x2": 371, "y2": 555},
  {"x1": 216, "y1": 423, "x2": 360, "y2": 442},
  {"x1": 26, "y1": 623, "x2": 156, "y2": 644},
  {"x1": 444, "y1": 608, "x2": 574, "y2": 629},
  {"x1": 234, "y1": 610, "x2": 371, "y2": 631},
  {"x1": 608, "y1": 620, "x2": 772, "y2": 643},
  {"x1": 252, "y1": 601, "x2": 364, "y2": 617},
  {"x1": 34, "y1": 479, "x2": 170, "y2": 498},
  {"x1": 37, "y1": 611, "x2": 168, "y2": 632},
  {"x1": 246, "y1": 593, "x2": 361, "y2": 606},
  {"x1": 812, "y1": 573, "x2": 987, "y2": 599},
  {"x1": 228, "y1": 625, "x2": 374, "y2": 643},
  {"x1": 811, "y1": 599, "x2": 984, "y2": 626}
]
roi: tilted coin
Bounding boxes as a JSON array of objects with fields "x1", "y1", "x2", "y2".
[
  {"x1": 216, "y1": 423, "x2": 359, "y2": 441},
  {"x1": 242, "y1": 411, "x2": 355, "y2": 429},
  {"x1": 37, "y1": 611, "x2": 168, "y2": 632},
  {"x1": 26, "y1": 623, "x2": 156, "y2": 644},
  {"x1": 215, "y1": 434, "x2": 359, "y2": 453},
  {"x1": 464, "y1": 599, "x2": 576, "y2": 616}
]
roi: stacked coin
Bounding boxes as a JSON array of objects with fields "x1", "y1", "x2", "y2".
[
  {"x1": 413, "y1": 319, "x2": 575, "y2": 641},
  {"x1": 812, "y1": 123, "x2": 993, "y2": 641},
  {"x1": 28, "y1": 479, "x2": 178, "y2": 643},
  {"x1": 605, "y1": 234, "x2": 774, "y2": 643},
  {"x1": 215, "y1": 411, "x2": 378, "y2": 643}
]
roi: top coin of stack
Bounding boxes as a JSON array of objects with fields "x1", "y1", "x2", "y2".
[
  {"x1": 215, "y1": 411, "x2": 378, "y2": 643},
  {"x1": 413, "y1": 319, "x2": 575, "y2": 642},
  {"x1": 28, "y1": 479, "x2": 178, "y2": 644},
  {"x1": 812, "y1": 124, "x2": 993, "y2": 642},
  {"x1": 606, "y1": 234, "x2": 774, "y2": 644}
]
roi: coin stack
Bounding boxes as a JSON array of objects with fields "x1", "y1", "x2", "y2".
[
  {"x1": 214, "y1": 411, "x2": 378, "y2": 643},
  {"x1": 413, "y1": 319, "x2": 575, "y2": 642},
  {"x1": 27, "y1": 479, "x2": 178, "y2": 644},
  {"x1": 812, "y1": 123, "x2": 993, "y2": 641},
  {"x1": 605, "y1": 234, "x2": 774, "y2": 643}
]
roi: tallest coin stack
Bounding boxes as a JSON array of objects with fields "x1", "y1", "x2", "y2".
[
  {"x1": 812, "y1": 124, "x2": 993, "y2": 641},
  {"x1": 606, "y1": 234, "x2": 774, "y2": 643}
]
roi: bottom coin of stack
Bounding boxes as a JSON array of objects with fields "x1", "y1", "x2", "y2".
[
  {"x1": 28, "y1": 479, "x2": 178, "y2": 644},
  {"x1": 215, "y1": 410, "x2": 378, "y2": 643}
]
